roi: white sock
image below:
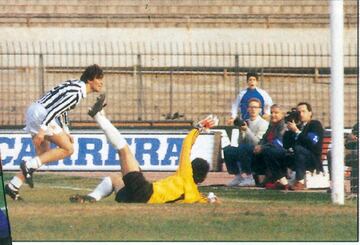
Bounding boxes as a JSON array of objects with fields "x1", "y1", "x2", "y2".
[
  {"x1": 94, "y1": 113, "x2": 127, "y2": 150},
  {"x1": 26, "y1": 156, "x2": 42, "y2": 170},
  {"x1": 278, "y1": 177, "x2": 288, "y2": 185},
  {"x1": 88, "y1": 177, "x2": 114, "y2": 201},
  {"x1": 221, "y1": 132, "x2": 231, "y2": 148},
  {"x1": 9, "y1": 176, "x2": 23, "y2": 189}
]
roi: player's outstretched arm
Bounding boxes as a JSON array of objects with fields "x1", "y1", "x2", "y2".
[
  {"x1": 177, "y1": 115, "x2": 219, "y2": 181},
  {"x1": 180, "y1": 114, "x2": 219, "y2": 161}
]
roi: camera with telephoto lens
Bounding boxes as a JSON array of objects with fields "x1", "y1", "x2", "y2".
[
  {"x1": 284, "y1": 108, "x2": 301, "y2": 124},
  {"x1": 233, "y1": 117, "x2": 246, "y2": 127}
]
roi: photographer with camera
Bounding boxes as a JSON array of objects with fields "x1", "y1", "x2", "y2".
[
  {"x1": 283, "y1": 102, "x2": 324, "y2": 191},
  {"x1": 227, "y1": 71, "x2": 273, "y2": 124},
  {"x1": 224, "y1": 98, "x2": 269, "y2": 186}
]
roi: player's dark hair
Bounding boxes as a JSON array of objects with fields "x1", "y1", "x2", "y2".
[
  {"x1": 246, "y1": 71, "x2": 259, "y2": 81},
  {"x1": 80, "y1": 64, "x2": 104, "y2": 83},
  {"x1": 191, "y1": 158, "x2": 209, "y2": 184}
]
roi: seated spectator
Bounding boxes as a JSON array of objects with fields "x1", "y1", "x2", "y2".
[
  {"x1": 252, "y1": 104, "x2": 288, "y2": 188},
  {"x1": 327, "y1": 122, "x2": 358, "y2": 194},
  {"x1": 345, "y1": 123, "x2": 359, "y2": 194},
  {"x1": 224, "y1": 98, "x2": 269, "y2": 186},
  {"x1": 227, "y1": 71, "x2": 273, "y2": 124},
  {"x1": 284, "y1": 102, "x2": 324, "y2": 191}
]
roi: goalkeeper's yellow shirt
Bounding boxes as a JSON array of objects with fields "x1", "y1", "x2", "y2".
[{"x1": 147, "y1": 129, "x2": 208, "y2": 204}]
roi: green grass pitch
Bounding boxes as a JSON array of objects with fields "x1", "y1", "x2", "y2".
[{"x1": 1, "y1": 173, "x2": 358, "y2": 242}]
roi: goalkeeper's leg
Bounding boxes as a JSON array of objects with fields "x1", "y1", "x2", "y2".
[
  {"x1": 88, "y1": 173, "x2": 124, "y2": 201},
  {"x1": 70, "y1": 173, "x2": 124, "y2": 203},
  {"x1": 93, "y1": 111, "x2": 141, "y2": 176}
]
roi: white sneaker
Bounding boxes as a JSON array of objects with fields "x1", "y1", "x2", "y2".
[
  {"x1": 227, "y1": 174, "x2": 242, "y2": 187},
  {"x1": 238, "y1": 176, "x2": 255, "y2": 187}
]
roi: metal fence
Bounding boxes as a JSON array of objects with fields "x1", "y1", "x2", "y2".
[{"x1": 0, "y1": 41, "x2": 357, "y2": 128}]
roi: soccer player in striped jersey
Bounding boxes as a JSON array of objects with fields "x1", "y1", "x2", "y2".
[
  {"x1": 70, "y1": 96, "x2": 220, "y2": 204},
  {"x1": 5, "y1": 64, "x2": 104, "y2": 201}
]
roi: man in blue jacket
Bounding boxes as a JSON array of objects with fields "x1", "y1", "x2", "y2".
[{"x1": 228, "y1": 71, "x2": 273, "y2": 123}]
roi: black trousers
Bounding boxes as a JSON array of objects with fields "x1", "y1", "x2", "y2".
[
  {"x1": 293, "y1": 145, "x2": 317, "y2": 180},
  {"x1": 261, "y1": 146, "x2": 288, "y2": 181},
  {"x1": 223, "y1": 144, "x2": 255, "y2": 175}
]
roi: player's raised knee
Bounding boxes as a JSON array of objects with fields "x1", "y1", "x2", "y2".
[{"x1": 63, "y1": 145, "x2": 74, "y2": 156}]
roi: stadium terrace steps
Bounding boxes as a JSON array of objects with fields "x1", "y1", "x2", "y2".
[
  {"x1": 0, "y1": 4, "x2": 335, "y2": 13},
  {"x1": 0, "y1": 0, "x2": 356, "y2": 28},
  {"x1": 0, "y1": 2, "x2": 356, "y2": 15}
]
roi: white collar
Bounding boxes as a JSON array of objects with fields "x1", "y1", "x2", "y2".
[{"x1": 248, "y1": 115, "x2": 261, "y2": 123}]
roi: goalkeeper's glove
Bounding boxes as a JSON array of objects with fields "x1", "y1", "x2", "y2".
[{"x1": 195, "y1": 114, "x2": 219, "y2": 132}]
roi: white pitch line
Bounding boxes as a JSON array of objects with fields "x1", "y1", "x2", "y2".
[{"x1": 36, "y1": 184, "x2": 93, "y2": 192}]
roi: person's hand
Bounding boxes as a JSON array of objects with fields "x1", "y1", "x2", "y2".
[
  {"x1": 227, "y1": 117, "x2": 235, "y2": 125},
  {"x1": 349, "y1": 134, "x2": 358, "y2": 141},
  {"x1": 211, "y1": 197, "x2": 222, "y2": 205},
  {"x1": 262, "y1": 114, "x2": 271, "y2": 121},
  {"x1": 239, "y1": 123, "x2": 248, "y2": 132},
  {"x1": 197, "y1": 115, "x2": 219, "y2": 132},
  {"x1": 287, "y1": 120, "x2": 300, "y2": 133},
  {"x1": 33, "y1": 128, "x2": 45, "y2": 147},
  {"x1": 253, "y1": 145, "x2": 262, "y2": 154},
  {"x1": 207, "y1": 192, "x2": 221, "y2": 204}
]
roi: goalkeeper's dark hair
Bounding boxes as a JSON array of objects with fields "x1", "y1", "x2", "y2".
[
  {"x1": 191, "y1": 158, "x2": 210, "y2": 184},
  {"x1": 80, "y1": 64, "x2": 104, "y2": 83}
]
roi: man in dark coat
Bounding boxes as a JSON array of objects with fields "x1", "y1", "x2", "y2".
[
  {"x1": 252, "y1": 104, "x2": 288, "y2": 188},
  {"x1": 284, "y1": 102, "x2": 324, "y2": 191}
]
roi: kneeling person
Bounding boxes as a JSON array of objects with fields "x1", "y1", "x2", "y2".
[{"x1": 70, "y1": 97, "x2": 219, "y2": 204}]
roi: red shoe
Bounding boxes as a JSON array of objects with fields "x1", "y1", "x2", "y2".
[
  {"x1": 265, "y1": 182, "x2": 289, "y2": 190},
  {"x1": 265, "y1": 182, "x2": 276, "y2": 189},
  {"x1": 289, "y1": 181, "x2": 305, "y2": 191}
]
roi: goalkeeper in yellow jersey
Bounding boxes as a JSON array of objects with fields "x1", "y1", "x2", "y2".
[{"x1": 70, "y1": 95, "x2": 220, "y2": 204}]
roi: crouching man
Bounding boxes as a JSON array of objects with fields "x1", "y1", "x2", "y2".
[
  {"x1": 70, "y1": 95, "x2": 220, "y2": 204},
  {"x1": 285, "y1": 102, "x2": 324, "y2": 191}
]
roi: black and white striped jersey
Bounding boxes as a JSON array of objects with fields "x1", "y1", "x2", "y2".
[{"x1": 37, "y1": 79, "x2": 87, "y2": 130}]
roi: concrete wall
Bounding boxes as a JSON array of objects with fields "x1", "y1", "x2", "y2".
[{"x1": 2, "y1": 28, "x2": 356, "y2": 48}]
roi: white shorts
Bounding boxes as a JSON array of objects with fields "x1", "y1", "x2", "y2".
[{"x1": 23, "y1": 102, "x2": 63, "y2": 136}]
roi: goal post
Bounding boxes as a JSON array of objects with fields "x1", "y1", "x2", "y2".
[{"x1": 330, "y1": 0, "x2": 345, "y2": 205}]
